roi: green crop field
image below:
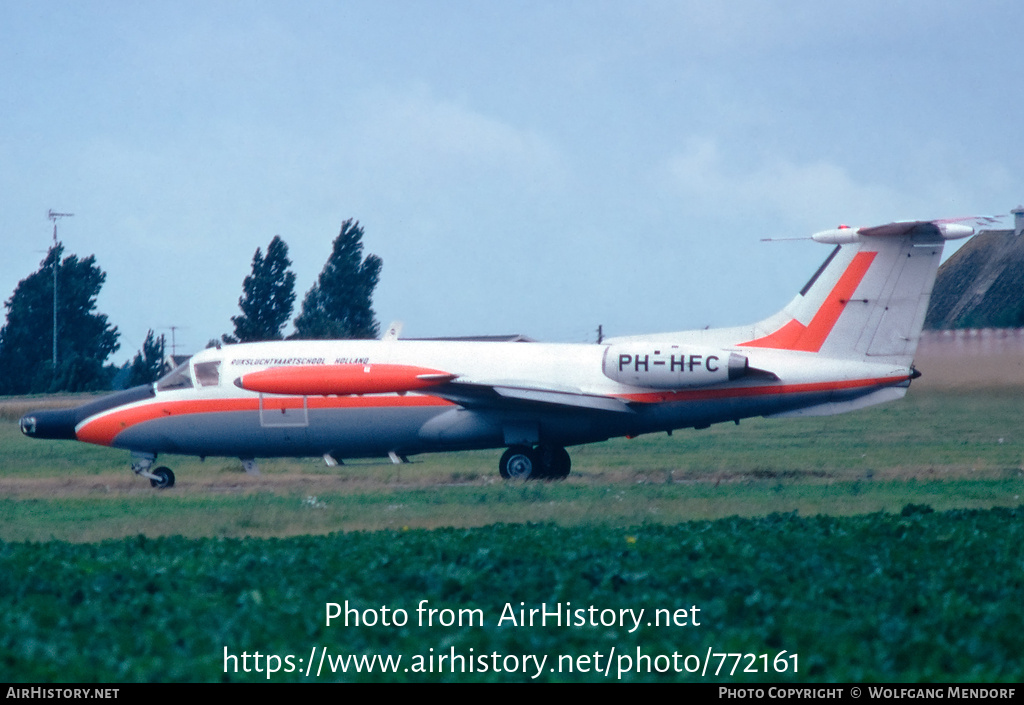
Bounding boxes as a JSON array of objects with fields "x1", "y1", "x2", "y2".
[
  {"x1": 1, "y1": 387, "x2": 1022, "y2": 682},
  {"x1": 1, "y1": 510, "x2": 1022, "y2": 682}
]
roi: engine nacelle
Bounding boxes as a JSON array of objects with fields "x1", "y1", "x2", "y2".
[{"x1": 602, "y1": 344, "x2": 749, "y2": 389}]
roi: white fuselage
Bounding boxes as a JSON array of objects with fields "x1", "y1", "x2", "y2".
[{"x1": 66, "y1": 337, "x2": 909, "y2": 460}]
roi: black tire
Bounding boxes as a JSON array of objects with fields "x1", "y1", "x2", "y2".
[
  {"x1": 538, "y1": 445, "x2": 571, "y2": 480},
  {"x1": 150, "y1": 466, "x2": 175, "y2": 489},
  {"x1": 499, "y1": 446, "x2": 538, "y2": 480}
]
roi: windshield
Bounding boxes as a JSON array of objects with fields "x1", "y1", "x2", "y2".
[{"x1": 156, "y1": 361, "x2": 194, "y2": 391}]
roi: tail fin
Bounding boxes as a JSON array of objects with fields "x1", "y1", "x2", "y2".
[{"x1": 740, "y1": 220, "x2": 976, "y2": 365}]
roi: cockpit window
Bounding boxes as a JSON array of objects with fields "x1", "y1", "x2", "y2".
[
  {"x1": 194, "y1": 361, "x2": 221, "y2": 387},
  {"x1": 156, "y1": 361, "x2": 194, "y2": 391}
]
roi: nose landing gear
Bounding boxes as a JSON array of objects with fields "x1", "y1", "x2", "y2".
[
  {"x1": 149, "y1": 466, "x2": 175, "y2": 489},
  {"x1": 131, "y1": 453, "x2": 176, "y2": 489}
]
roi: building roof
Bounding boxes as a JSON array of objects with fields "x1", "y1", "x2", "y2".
[{"x1": 925, "y1": 228, "x2": 1024, "y2": 329}]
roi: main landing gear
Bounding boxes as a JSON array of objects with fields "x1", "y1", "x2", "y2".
[
  {"x1": 499, "y1": 444, "x2": 571, "y2": 481},
  {"x1": 131, "y1": 453, "x2": 176, "y2": 489}
]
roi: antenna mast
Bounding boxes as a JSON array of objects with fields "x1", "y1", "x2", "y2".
[
  {"x1": 158, "y1": 325, "x2": 187, "y2": 361},
  {"x1": 47, "y1": 210, "x2": 74, "y2": 368}
]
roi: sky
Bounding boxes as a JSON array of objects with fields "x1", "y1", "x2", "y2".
[{"x1": 1, "y1": 1, "x2": 1021, "y2": 365}]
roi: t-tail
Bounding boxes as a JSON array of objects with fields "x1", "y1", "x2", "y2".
[{"x1": 739, "y1": 219, "x2": 983, "y2": 368}]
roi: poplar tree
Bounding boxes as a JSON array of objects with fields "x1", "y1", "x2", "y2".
[
  {"x1": 292, "y1": 220, "x2": 382, "y2": 340},
  {"x1": 127, "y1": 330, "x2": 166, "y2": 386},
  {"x1": 224, "y1": 235, "x2": 297, "y2": 343}
]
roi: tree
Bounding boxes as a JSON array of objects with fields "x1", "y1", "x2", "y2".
[
  {"x1": 223, "y1": 235, "x2": 297, "y2": 344},
  {"x1": 0, "y1": 244, "x2": 120, "y2": 394},
  {"x1": 292, "y1": 220, "x2": 383, "y2": 339},
  {"x1": 127, "y1": 330, "x2": 166, "y2": 387}
]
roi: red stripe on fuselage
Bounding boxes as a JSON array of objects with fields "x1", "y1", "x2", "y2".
[
  {"x1": 615, "y1": 375, "x2": 907, "y2": 404},
  {"x1": 73, "y1": 374, "x2": 906, "y2": 447},
  {"x1": 740, "y1": 251, "x2": 876, "y2": 352},
  {"x1": 75, "y1": 394, "x2": 455, "y2": 447}
]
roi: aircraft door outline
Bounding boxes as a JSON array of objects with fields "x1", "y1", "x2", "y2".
[{"x1": 258, "y1": 393, "x2": 310, "y2": 428}]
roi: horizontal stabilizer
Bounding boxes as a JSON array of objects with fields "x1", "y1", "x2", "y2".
[{"x1": 811, "y1": 216, "x2": 998, "y2": 245}]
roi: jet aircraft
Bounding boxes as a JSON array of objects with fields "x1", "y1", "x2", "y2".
[{"x1": 20, "y1": 218, "x2": 989, "y2": 487}]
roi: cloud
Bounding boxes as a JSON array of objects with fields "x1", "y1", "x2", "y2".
[
  {"x1": 665, "y1": 137, "x2": 911, "y2": 232},
  {"x1": 352, "y1": 88, "x2": 564, "y2": 189}
]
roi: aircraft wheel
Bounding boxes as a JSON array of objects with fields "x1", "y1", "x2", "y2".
[
  {"x1": 538, "y1": 445, "x2": 571, "y2": 480},
  {"x1": 499, "y1": 446, "x2": 538, "y2": 480},
  {"x1": 150, "y1": 466, "x2": 175, "y2": 489}
]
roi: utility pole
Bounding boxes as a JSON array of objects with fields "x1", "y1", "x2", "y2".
[
  {"x1": 159, "y1": 325, "x2": 186, "y2": 358},
  {"x1": 47, "y1": 210, "x2": 73, "y2": 368}
]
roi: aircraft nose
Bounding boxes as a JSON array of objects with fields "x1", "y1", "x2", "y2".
[{"x1": 20, "y1": 408, "x2": 78, "y2": 440}]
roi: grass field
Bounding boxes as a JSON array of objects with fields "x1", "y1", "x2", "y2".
[
  {"x1": 1, "y1": 388, "x2": 1022, "y2": 541},
  {"x1": 1, "y1": 386, "x2": 1022, "y2": 682}
]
